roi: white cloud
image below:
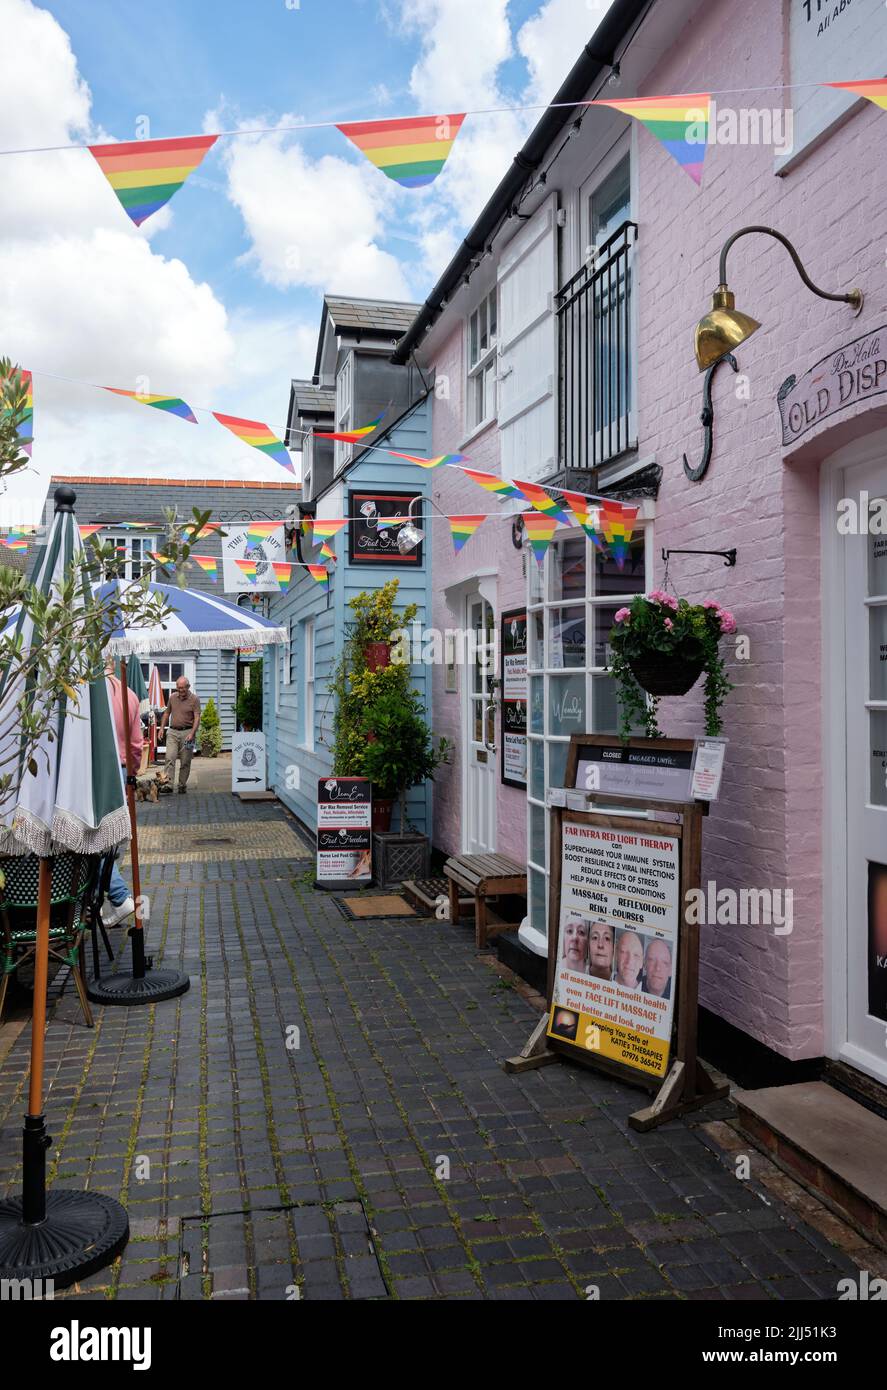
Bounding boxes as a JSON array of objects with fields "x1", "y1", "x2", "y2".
[
  {"x1": 517, "y1": 0, "x2": 614, "y2": 106},
  {"x1": 217, "y1": 122, "x2": 411, "y2": 299}
]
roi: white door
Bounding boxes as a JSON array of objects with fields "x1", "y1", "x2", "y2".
[
  {"x1": 840, "y1": 450, "x2": 887, "y2": 1083},
  {"x1": 496, "y1": 192, "x2": 558, "y2": 483},
  {"x1": 463, "y1": 594, "x2": 497, "y2": 854}
]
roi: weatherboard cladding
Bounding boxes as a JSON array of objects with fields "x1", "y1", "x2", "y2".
[{"x1": 264, "y1": 396, "x2": 433, "y2": 834}]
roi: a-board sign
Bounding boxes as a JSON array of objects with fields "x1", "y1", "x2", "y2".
[
  {"x1": 566, "y1": 735, "x2": 699, "y2": 803},
  {"x1": 316, "y1": 776, "x2": 372, "y2": 883},
  {"x1": 232, "y1": 731, "x2": 267, "y2": 792},
  {"x1": 500, "y1": 607, "x2": 527, "y2": 788},
  {"x1": 547, "y1": 807, "x2": 682, "y2": 1081}
]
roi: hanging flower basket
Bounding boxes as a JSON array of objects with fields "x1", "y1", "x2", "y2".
[
  {"x1": 627, "y1": 649, "x2": 705, "y2": 696},
  {"x1": 609, "y1": 590, "x2": 737, "y2": 738}
]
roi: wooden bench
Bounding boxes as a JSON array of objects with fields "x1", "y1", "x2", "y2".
[{"x1": 443, "y1": 853, "x2": 527, "y2": 949}]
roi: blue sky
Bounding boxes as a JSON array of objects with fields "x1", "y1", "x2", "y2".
[{"x1": 0, "y1": 0, "x2": 608, "y2": 518}]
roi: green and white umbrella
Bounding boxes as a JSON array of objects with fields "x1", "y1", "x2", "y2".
[
  {"x1": 0, "y1": 494, "x2": 128, "y2": 858},
  {"x1": 126, "y1": 654, "x2": 150, "y2": 714}
]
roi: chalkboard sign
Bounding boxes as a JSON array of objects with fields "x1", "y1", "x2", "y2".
[
  {"x1": 348, "y1": 490, "x2": 422, "y2": 565},
  {"x1": 500, "y1": 607, "x2": 527, "y2": 788}
]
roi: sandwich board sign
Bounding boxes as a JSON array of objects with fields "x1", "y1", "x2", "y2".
[
  {"x1": 232, "y1": 731, "x2": 267, "y2": 792},
  {"x1": 316, "y1": 777, "x2": 372, "y2": 887}
]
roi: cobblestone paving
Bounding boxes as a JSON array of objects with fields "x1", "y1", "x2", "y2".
[{"x1": 0, "y1": 790, "x2": 865, "y2": 1301}]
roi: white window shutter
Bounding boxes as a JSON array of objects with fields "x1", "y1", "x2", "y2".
[{"x1": 496, "y1": 193, "x2": 558, "y2": 483}]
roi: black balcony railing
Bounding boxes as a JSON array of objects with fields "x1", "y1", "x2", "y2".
[{"x1": 556, "y1": 220, "x2": 637, "y2": 472}]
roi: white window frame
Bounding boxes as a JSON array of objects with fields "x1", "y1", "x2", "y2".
[
  {"x1": 525, "y1": 520, "x2": 652, "y2": 936},
  {"x1": 149, "y1": 659, "x2": 195, "y2": 712},
  {"x1": 301, "y1": 617, "x2": 315, "y2": 751},
  {"x1": 104, "y1": 532, "x2": 157, "y2": 581},
  {"x1": 465, "y1": 287, "x2": 498, "y2": 434},
  {"x1": 335, "y1": 354, "x2": 354, "y2": 473},
  {"x1": 283, "y1": 617, "x2": 294, "y2": 686}
]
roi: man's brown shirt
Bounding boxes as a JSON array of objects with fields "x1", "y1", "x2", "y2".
[{"x1": 166, "y1": 691, "x2": 201, "y2": 730}]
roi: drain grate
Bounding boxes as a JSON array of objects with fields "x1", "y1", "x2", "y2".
[
  {"x1": 177, "y1": 1200, "x2": 389, "y2": 1301},
  {"x1": 191, "y1": 837, "x2": 235, "y2": 846}
]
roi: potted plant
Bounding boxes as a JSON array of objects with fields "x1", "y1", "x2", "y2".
[
  {"x1": 197, "y1": 697, "x2": 223, "y2": 757},
  {"x1": 608, "y1": 590, "x2": 736, "y2": 739},
  {"x1": 358, "y1": 687, "x2": 450, "y2": 885},
  {"x1": 235, "y1": 658, "x2": 263, "y2": 732}
]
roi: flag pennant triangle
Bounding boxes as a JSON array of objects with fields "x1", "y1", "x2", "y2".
[
  {"x1": 461, "y1": 467, "x2": 523, "y2": 500},
  {"x1": 271, "y1": 562, "x2": 293, "y2": 591},
  {"x1": 560, "y1": 490, "x2": 604, "y2": 548},
  {"x1": 591, "y1": 93, "x2": 710, "y2": 184},
  {"x1": 191, "y1": 554, "x2": 218, "y2": 581},
  {"x1": 448, "y1": 515, "x2": 486, "y2": 555},
  {"x1": 314, "y1": 413, "x2": 385, "y2": 444},
  {"x1": 336, "y1": 113, "x2": 466, "y2": 188},
  {"x1": 234, "y1": 557, "x2": 258, "y2": 583},
  {"x1": 213, "y1": 412, "x2": 294, "y2": 473},
  {"x1": 600, "y1": 501, "x2": 639, "y2": 569},
  {"x1": 309, "y1": 519, "x2": 347, "y2": 545},
  {"x1": 522, "y1": 512, "x2": 559, "y2": 569},
  {"x1": 104, "y1": 387, "x2": 197, "y2": 423},
  {"x1": 88, "y1": 134, "x2": 218, "y2": 226},
  {"x1": 826, "y1": 79, "x2": 887, "y2": 112},
  {"x1": 388, "y1": 450, "x2": 468, "y2": 469},
  {"x1": 307, "y1": 563, "x2": 330, "y2": 589},
  {"x1": 513, "y1": 479, "x2": 571, "y2": 526}
]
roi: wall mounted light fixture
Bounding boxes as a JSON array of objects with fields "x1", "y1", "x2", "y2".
[{"x1": 694, "y1": 225, "x2": 864, "y2": 371}]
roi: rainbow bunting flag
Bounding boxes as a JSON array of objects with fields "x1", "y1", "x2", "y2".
[
  {"x1": 600, "y1": 502, "x2": 639, "y2": 569},
  {"x1": 388, "y1": 450, "x2": 467, "y2": 469},
  {"x1": 308, "y1": 519, "x2": 347, "y2": 545},
  {"x1": 0, "y1": 534, "x2": 29, "y2": 551},
  {"x1": 235, "y1": 558, "x2": 258, "y2": 583},
  {"x1": 191, "y1": 554, "x2": 218, "y2": 582},
  {"x1": 78, "y1": 524, "x2": 104, "y2": 540},
  {"x1": 306, "y1": 563, "x2": 329, "y2": 590},
  {"x1": 147, "y1": 552, "x2": 174, "y2": 566},
  {"x1": 104, "y1": 387, "x2": 197, "y2": 423},
  {"x1": 1, "y1": 367, "x2": 33, "y2": 457},
  {"x1": 271, "y1": 562, "x2": 293, "y2": 591},
  {"x1": 314, "y1": 413, "x2": 385, "y2": 445},
  {"x1": 87, "y1": 134, "x2": 218, "y2": 227},
  {"x1": 460, "y1": 467, "x2": 523, "y2": 501},
  {"x1": 522, "y1": 513, "x2": 559, "y2": 570},
  {"x1": 213, "y1": 413, "x2": 294, "y2": 473},
  {"x1": 336, "y1": 113, "x2": 466, "y2": 189},
  {"x1": 318, "y1": 541, "x2": 337, "y2": 563},
  {"x1": 592, "y1": 92, "x2": 709, "y2": 184},
  {"x1": 826, "y1": 79, "x2": 887, "y2": 111},
  {"x1": 513, "y1": 479, "x2": 571, "y2": 527},
  {"x1": 448, "y1": 515, "x2": 486, "y2": 555},
  {"x1": 560, "y1": 490, "x2": 604, "y2": 547}
]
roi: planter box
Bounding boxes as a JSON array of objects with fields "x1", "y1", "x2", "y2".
[{"x1": 372, "y1": 832, "x2": 430, "y2": 889}]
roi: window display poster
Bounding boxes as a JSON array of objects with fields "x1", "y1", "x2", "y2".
[
  {"x1": 348, "y1": 490, "x2": 421, "y2": 565},
  {"x1": 501, "y1": 608, "x2": 527, "y2": 788},
  {"x1": 869, "y1": 862, "x2": 887, "y2": 1025},
  {"x1": 547, "y1": 818, "x2": 680, "y2": 1079},
  {"x1": 316, "y1": 777, "x2": 372, "y2": 883}
]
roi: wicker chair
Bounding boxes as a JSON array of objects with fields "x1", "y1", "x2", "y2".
[{"x1": 0, "y1": 852, "x2": 99, "y2": 1027}]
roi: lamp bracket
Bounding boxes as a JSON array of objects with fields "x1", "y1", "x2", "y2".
[
  {"x1": 683, "y1": 352, "x2": 738, "y2": 482},
  {"x1": 661, "y1": 547, "x2": 737, "y2": 568}
]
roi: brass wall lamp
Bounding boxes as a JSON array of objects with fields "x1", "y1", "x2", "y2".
[{"x1": 694, "y1": 225, "x2": 864, "y2": 371}]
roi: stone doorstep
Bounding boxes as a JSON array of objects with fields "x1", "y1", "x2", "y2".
[{"x1": 735, "y1": 1081, "x2": 887, "y2": 1251}]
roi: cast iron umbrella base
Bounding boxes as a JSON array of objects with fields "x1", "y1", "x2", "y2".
[
  {"x1": 86, "y1": 965, "x2": 190, "y2": 1006},
  {"x1": 0, "y1": 1116, "x2": 129, "y2": 1289}
]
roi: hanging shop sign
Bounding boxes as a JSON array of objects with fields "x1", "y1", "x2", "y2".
[
  {"x1": 500, "y1": 607, "x2": 527, "y2": 788},
  {"x1": 316, "y1": 777, "x2": 372, "y2": 884},
  {"x1": 221, "y1": 524, "x2": 286, "y2": 592},
  {"x1": 348, "y1": 490, "x2": 421, "y2": 565},
  {"x1": 547, "y1": 809, "x2": 680, "y2": 1080},
  {"x1": 777, "y1": 326, "x2": 887, "y2": 447},
  {"x1": 232, "y1": 731, "x2": 267, "y2": 792}
]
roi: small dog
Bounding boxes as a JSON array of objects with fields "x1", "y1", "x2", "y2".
[{"x1": 136, "y1": 771, "x2": 172, "y2": 802}]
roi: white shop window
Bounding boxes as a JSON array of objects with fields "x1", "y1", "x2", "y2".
[
  {"x1": 526, "y1": 522, "x2": 651, "y2": 937},
  {"x1": 466, "y1": 288, "x2": 498, "y2": 432},
  {"x1": 104, "y1": 533, "x2": 157, "y2": 581}
]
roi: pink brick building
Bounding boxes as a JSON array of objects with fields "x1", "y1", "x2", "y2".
[{"x1": 396, "y1": 0, "x2": 887, "y2": 1093}]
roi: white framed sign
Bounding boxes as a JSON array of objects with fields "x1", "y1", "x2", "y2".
[
  {"x1": 232, "y1": 731, "x2": 267, "y2": 791},
  {"x1": 221, "y1": 525, "x2": 286, "y2": 593}
]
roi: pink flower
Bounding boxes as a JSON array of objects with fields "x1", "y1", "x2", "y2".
[
  {"x1": 664, "y1": 618, "x2": 674, "y2": 631},
  {"x1": 614, "y1": 607, "x2": 631, "y2": 624},
  {"x1": 703, "y1": 599, "x2": 721, "y2": 611},
  {"x1": 719, "y1": 610, "x2": 737, "y2": 634}
]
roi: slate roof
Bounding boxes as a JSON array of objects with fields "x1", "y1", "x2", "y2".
[
  {"x1": 323, "y1": 296, "x2": 421, "y2": 336},
  {"x1": 289, "y1": 380, "x2": 335, "y2": 417}
]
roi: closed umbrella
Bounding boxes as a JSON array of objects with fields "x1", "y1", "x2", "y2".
[
  {"x1": 147, "y1": 662, "x2": 163, "y2": 710},
  {"x1": 126, "y1": 653, "x2": 149, "y2": 713},
  {"x1": 0, "y1": 487, "x2": 130, "y2": 1288}
]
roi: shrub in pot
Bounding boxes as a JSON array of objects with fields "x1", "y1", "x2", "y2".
[
  {"x1": 331, "y1": 578, "x2": 418, "y2": 781},
  {"x1": 358, "y1": 688, "x2": 450, "y2": 836},
  {"x1": 197, "y1": 697, "x2": 223, "y2": 757},
  {"x1": 608, "y1": 590, "x2": 736, "y2": 739}
]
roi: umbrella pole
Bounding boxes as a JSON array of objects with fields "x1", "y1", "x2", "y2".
[
  {"x1": 22, "y1": 857, "x2": 52, "y2": 1224},
  {"x1": 119, "y1": 658, "x2": 146, "y2": 980}
]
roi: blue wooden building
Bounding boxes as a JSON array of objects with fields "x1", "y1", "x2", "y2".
[{"x1": 263, "y1": 296, "x2": 434, "y2": 836}]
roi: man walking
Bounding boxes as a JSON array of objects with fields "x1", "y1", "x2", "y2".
[{"x1": 160, "y1": 676, "x2": 201, "y2": 793}]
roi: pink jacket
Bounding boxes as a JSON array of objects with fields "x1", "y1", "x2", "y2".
[{"x1": 106, "y1": 675, "x2": 144, "y2": 768}]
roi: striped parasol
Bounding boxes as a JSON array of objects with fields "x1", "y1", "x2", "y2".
[
  {"x1": 0, "y1": 503, "x2": 129, "y2": 858},
  {"x1": 92, "y1": 579, "x2": 287, "y2": 654},
  {"x1": 147, "y1": 663, "x2": 164, "y2": 710}
]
